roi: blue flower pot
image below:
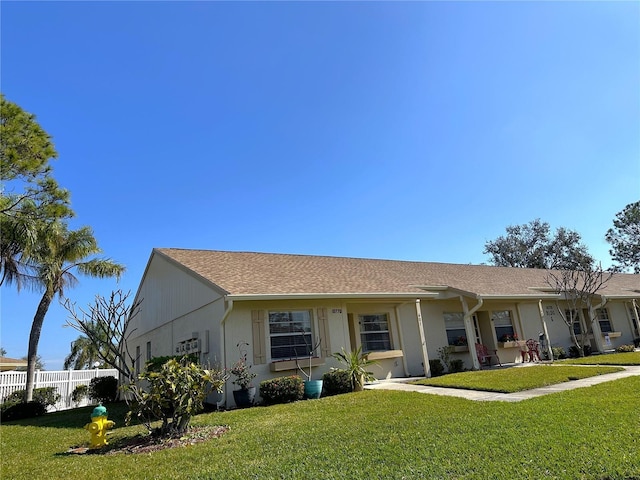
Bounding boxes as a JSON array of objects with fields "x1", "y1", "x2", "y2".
[{"x1": 304, "y1": 380, "x2": 323, "y2": 399}]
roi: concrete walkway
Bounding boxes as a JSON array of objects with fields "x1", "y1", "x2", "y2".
[{"x1": 364, "y1": 365, "x2": 640, "y2": 402}]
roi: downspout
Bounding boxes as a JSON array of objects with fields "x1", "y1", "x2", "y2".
[
  {"x1": 415, "y1": 299, "x2": 430, "y2": 377},
  {"x1": 219, "y1": 298, "x2": 234, "y2": 408},
  {"x1": 394, "y1": 305, "x2": 410, "y2": 377},
  {"x1": 590, "y1": 295, "x2": 607, "y2": 353},
  {"x1": 537, "y1": 300, "x2": 553, "y2": 361},
  {"x1": 461, "y1": 296, "x2": 483, "y2": 371}
]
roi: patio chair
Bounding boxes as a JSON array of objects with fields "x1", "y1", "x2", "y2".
[
  {"x1": 475, "y1": 343, "x2": 501, "y2": 367},
  {"x1": 518, "y1": 341, "x2": 529, "y2": 362},
  {"x1": 525, "y1": 339, "x2": 540, "y2": 362}
]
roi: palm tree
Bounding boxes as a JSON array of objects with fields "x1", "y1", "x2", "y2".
[
  {"x1": 25, "y1": 221, "x2": 124, "y2": 401},
  {"x1": 64, "y1": 320, "x2": 113, "y2": 370}
]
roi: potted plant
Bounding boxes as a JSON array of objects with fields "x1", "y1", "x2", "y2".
[
  {"x1": 295, "y1": 336, "x2": 323, "y2": 399},
  {"x1": 332, "y1": 346, "x2": 379, "y2": 392},
  {"x1": 230, "y1": 342, "x2": 257, "y2": 407}
]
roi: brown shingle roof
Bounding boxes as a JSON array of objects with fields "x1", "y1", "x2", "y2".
[{"x1": 155, "y1": 248, "x2": 640, "y2": 298}]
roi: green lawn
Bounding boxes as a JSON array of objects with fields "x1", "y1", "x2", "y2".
[
  {"x1": 412, "y1": 365, "x2": 623, "y2": 393},
  {"x1": 2, "y1": 377, "x2": 640, "y2": 479},
  {"x1": 559, "y1": 351, "x2": 640, "y2": 366}
]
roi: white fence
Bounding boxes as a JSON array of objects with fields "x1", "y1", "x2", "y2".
[{"x1": 0, "y1": 369, "x2": 119, "y2": 411}]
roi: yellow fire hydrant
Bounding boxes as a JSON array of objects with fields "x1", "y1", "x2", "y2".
[{"x1": 84, "y1": 405, "x2": 115, "y2": 448}]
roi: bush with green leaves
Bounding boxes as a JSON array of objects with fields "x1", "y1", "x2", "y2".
[
  {"x1": 616, "y1": 344, "x2": 636, "y2": 353},
  {"x1": 322, "y1": 369, "x2": 352, "y2": 396},
  {"x1": 259, "y1": 376, "x2": 304, "y2": 405},
  {"x1": 568, "y1": 345, "x2": 592, "y2": 358},
  {"x1": 634, "y1": 337, "x2": 640, "y2": 348},
  {"x1": 449, "y1": 359, "x2": 465, "y2": 373},
  {"x1": 332, "y1": 347, "x2": 379, "y2": 392},
  {"x1": 124, "y1": 357, "x2": 227, "y2": 437},
  {"x1": 429, "y1": 359, "x2": 444, "y2": 377},
  {"x1": 71, "y1": 384, "x2": 89, "y2": 405},
  {"x1": 89, "y1": 376, "x2": 118, "y2": 403},
  {"x1": 145, "y1": 354, "x2": 198, "y2": 373},
  {"x1": 552, "y1": 346, "x2": 567, "y2": 360},
  {"x1": 2, "y1": 386, "x2": 60, "y2": 408},
  {"x1": 1, "y1": 401, "x2": 47, "y2": 421}
]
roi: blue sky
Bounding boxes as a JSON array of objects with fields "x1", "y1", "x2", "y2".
[{"x1": 1, "y1": 1, "x2": 638, "y2": 370}]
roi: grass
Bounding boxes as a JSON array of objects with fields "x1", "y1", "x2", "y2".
[
  {"x1": 412, "y1": 365, "x2": 623, "y2": 393},
  {"x1": 559, "y1": 351, "x2": 640, "y2": 366},
  {"x1": 413, "y1": 352, "x2": 639, "y2": 393},
  {"x1": 2, "y1": 376, "x2": 640, "y2": 479}
]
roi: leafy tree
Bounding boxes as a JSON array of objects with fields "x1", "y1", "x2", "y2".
[
  {"x1": 0, "y1": 347, "x2": 6, "y2": 356},
  {"x1": 1, "y1": 96, "x2": 72, "y2": 289},
  {"x1": 24, "y1": 222, "x2": 124, "y2": 401},
  {"x1": 484, "y1": 219, "x2": 594, "y2": 270},
  {"x1": 605, "y1": 200, "x2": 640, "y2": 274},
  {"x1": 18, "y1": 355, "x2": 44, "y2": 371},
  {"x1": 64, "y1": 328, "x2": 108, "y2": 370}
]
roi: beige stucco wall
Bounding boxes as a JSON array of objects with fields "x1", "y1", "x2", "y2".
[
  {"x1": 127, "y1": 254, "x2": 224, "y2": 383},
  {"x1": 128, "y1": 256, "x2": 638, "y2": 408}
]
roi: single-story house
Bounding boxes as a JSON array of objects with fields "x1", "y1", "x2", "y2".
[
  {"x1": 128, "y1": 248, "x2": 640, "y2": 407},
  {"x1": 0, "y1": 356, "x2": 28, "y2": 372}
]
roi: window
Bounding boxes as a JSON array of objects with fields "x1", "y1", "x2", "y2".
[
  {"x1": 492, "y1": 310, "x2": 516, "y2": 342},
  {"x1": 443, "y1": 312, "x2": 467, "y2": 346},
  {"x1": 359, "y1": 313, "x2": 391, "y2": 352},
  {"x1": 269, "y1": 310, "x2": 313, "y2": 360},
  {"x1": 565, "y1": 310, "x2": 581, "y2": 334},
  {"x1": 146, "y1": 341, "x2": 152, "y2": 361},
  {"x1": 597, "y1": 308, "x2": 612, "y2": 333},
  {"x1": 135, "y1": 345, "x2": 141, "y2": 375}
]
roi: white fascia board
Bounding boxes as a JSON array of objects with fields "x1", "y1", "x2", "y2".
[
  {"x1": 478, "y1": 294, "x2": 562, "y2": 300},
  {"x1": 226, "y1": 292, "x2": 440, "y2": 302}
]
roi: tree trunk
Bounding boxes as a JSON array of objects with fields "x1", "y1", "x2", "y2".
[{"x1": 25, "y1": 291, "x2": 54, "y2": 402}]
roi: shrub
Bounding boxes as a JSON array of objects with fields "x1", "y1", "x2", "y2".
[
  {"x1": 616, "y1": 344, "x2": 635, "y2": 353},
  {"x1": 437, "y1": 346, "x2": 454, "y2": 372},
  {"x1": 552, "y1": 346, "x2": 567, "y2": 360},
  {"x1": 449, "y1": 359, "x2": 465, "y2": 373},
  {"x1": 429, "y1": 359, "x2": 444, "y2": 377},
  {"x1": 331, "y1": 347, "x2": 379, "y2": 392},
  {"x1": 71, "y1": 384, "x2": 89, "y2": 405},
  {"x1": 89, "y1": 376, "x2": 118, "y2": 403},
  {"x1": 322, "y1": 369, "x2": 352, "y2": 396},
  {"x1": 145, "y1": 354, "x2": 198, "y2": 373},
  {"x1": 0, "y1": 401, "x2": 47, "y2": 421},
  {"x1": 568, "y1": 345, "x2": 592, "y2": 358},
  {"x1": 634, "y1": 338, "x2": 640, "y2": 348},
  {"x1": 124, "y1": 358, "x2": 227, "y2": 437},
  {"x1": 3, "y1": 387, "x2": 60, "y2": 408},
  {"x1": 259, "y1": 376, "x2": 304, "y2": 405}
]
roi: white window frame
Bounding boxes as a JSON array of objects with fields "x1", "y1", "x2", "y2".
[
  {"x1": 596, "y1": 308, "x2": 613, "y2": 333},
  {"x1": 492, "y1": 310, "x2": 516, "y2": 342},
  {"x1": 566, "y1": 309, "x2": 582, "y2": 335},
  {"x1": 268, "y1": 310, "x2": 315, "y2": 361},
  {"x1": 358, "y1": 313, "x2": 392, "y2": 353},
  {"x1": 443, "y1": 312, "x2": 467, "y2": 346}
]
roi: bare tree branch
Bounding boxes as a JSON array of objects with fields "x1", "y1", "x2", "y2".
[
  {"x1": 63, "y1": 289, "x2": 141, "y2": 383},
  {"x1": 546, "y1": 265, "x2": 613, "y2": 356}
]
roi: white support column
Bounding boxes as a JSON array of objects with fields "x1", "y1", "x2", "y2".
[
  {"x1": 537, "y1": 300, "x2": 553, "y2": 360},
  {"x1": 395, "y1": 305, "x2": 410, "y2": 377},
  {"x1": 415, "y1": 300, "x2": 430, "y2": 377},
  {"x1": 460, "y1": 296, "x2": 483, "y2": 371}
]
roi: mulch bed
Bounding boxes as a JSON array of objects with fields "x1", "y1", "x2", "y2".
[{"x1": 68, "y1": 425, "x2": 229, "y2": 455}]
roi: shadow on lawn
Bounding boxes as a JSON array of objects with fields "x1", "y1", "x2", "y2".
[{"x1": 1, "y1": 401, "x2": 131, "y2": 429}]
